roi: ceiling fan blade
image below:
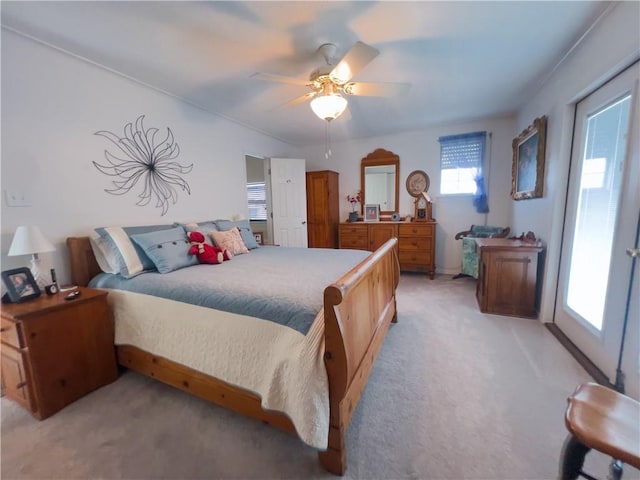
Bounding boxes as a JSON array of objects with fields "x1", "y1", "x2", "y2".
[
  {"x1": 251, "y1": 72, "x2": 310, "y2": 86},
  {"x1": 283, "y1": 92, "x2": 316, "y2": 108},
  {"x1": 343, "y1": 81, "x2": 411, "y2": 97},
  {"x1": 329, "y1": 41, "x2": 379, "y2": 84}
]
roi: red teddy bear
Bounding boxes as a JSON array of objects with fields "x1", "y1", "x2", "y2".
[{"x1": 187, "y1": 231, "x2": 232, "y2": 264}]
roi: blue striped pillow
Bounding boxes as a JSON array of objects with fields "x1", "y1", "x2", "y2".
[{"x1": 94, "y1": 224, "x2": 174, "y2": 278}]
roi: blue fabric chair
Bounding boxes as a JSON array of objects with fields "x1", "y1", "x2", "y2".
[{"x1": 453, "y1": 225, "x2": 510, "y2": 279}]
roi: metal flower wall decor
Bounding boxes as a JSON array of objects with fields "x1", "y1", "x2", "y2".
[{"x1": 93, "y1": 115, "x2": 193, "y2": 216}]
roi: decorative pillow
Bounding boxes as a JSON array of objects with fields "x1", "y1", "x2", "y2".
[
  {"x1": 94, "y1": 224, "x2": 174, "y2": 278},
  {"x1": 130, "y1": 227, "x2": 198, "y2": 274},
  {"x1": 89, "y1": 236, "x2": 119, "y2": 274},
  {"x1": 210, "y1": 228, "x2": 250, "y2": 256},
  {"x1": 215, "y1": 219, "x2": 259, "y2": 249}
]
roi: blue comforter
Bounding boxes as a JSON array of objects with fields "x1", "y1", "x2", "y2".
[{"x1": 89, "y1": 246, "x2": 370, "y2": 335}]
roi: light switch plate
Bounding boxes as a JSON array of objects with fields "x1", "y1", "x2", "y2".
[{"x1": 5, "y1": 189, "x2": 31, "y2": 207}]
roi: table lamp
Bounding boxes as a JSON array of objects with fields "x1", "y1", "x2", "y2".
[{"x1": 8, "y1": 225, "x2": 55, "y2": 288}]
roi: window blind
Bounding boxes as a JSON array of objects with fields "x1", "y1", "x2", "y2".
[
  {"x1": 247, "y1": 182, "x2": 267, "y2": 220},
  {"x1": 439, "y1": 131, "x2": 487, "y2": 170}
]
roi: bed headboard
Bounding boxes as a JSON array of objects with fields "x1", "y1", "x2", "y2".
[{"x1": 66, "y1": 237, "x2": 101, "y2": 287}]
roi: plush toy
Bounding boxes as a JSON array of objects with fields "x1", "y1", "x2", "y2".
[{"x1": 187, "y1": 231, "x2": 223, "y2": 264}]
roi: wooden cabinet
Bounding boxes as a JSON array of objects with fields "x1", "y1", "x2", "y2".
[
  {"x1": 0, "y1": 288, "x2": 118, "y2": 419},
  {"x1": 475, "y1": 238, "x2": 543, "y2": 318},
  {"x1": 306, "y1": 170, "x2": 339, "y2": 248},
  {"x1": 398, "y1": 222, "x2": 436, "y2": 279},
  {"x1": 339, "y1": 221, "x2": 437, "y2": 278}
]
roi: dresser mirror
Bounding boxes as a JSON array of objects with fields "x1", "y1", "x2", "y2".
[{"x1": 361, "y1": 148, "x2": 400, "y2": 216}]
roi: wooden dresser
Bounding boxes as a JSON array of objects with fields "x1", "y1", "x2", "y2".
[
  {"x1": 339, "y1": 221, "x2": 436, "y2": 278},
  {"x1": 0, "y1": 288, "x2": 118, "y2": 419},
  {"x1": 475, "y1": 238, "x2": 543, "y2": 318},
  {"x1": 306, "y1": 170, "x2": 339, "y2": 248}
]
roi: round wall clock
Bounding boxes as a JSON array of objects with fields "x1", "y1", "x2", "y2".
[{"x1": 406, "y1": 170, "x2": 430, "y2": 197}]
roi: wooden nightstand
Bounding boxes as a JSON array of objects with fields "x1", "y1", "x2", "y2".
[{"x1": 0, "y1": 287, "x2": 117, "y2": 419}]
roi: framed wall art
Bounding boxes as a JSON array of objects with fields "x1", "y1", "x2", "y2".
[
  {"x1": 364, "y1": 204, "x2": 380, "y2": 222},
  {"x1": 1, "y1": 267, "x2": 41, "y2": 303},
  {"x1": 511, "y1": 116, "x2": 547, "y2": 200}
]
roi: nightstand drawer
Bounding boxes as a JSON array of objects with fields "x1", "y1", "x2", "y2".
[{"x1": 1, "y1": 316, "x2": 23, "y2": 349}]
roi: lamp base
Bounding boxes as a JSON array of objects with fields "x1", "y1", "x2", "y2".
[{"x1": 30, "y1": 256, "x2": 51, "y2": 290}]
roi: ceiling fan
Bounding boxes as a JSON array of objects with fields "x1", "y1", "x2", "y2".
[{"x1": 252, "y1": 41, "x2": 411, "y2": 121}]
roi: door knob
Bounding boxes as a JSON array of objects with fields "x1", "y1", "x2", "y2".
[{"x1": 626, "y1": 248, "x2": 639, "y2": 258}]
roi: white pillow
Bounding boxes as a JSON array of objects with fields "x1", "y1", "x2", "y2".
[{"x1": 90, "y1": 236, "x2": 120, "y2": 274}]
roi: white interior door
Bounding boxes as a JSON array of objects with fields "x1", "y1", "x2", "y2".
[
  {"x1": 555, "y1": 63, "x2": 640, "y2": 399},
  {"x1": 269, "y1": 157, "x2": 308, "y2": 247}
]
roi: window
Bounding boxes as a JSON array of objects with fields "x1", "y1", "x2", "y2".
[
  {"x1": 439, "y1": 131, "x2": 486, "y2": 195},
  {"x1": 247, "y1": 182, "x2": 267, "y2": 220}
]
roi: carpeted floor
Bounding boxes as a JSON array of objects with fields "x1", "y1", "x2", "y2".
[{"x1": 1, "y1": 274, "x2": 627, "y2": 479}]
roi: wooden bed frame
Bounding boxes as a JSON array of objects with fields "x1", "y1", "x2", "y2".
[{"x1": 66, "y1": 236, "x2": 400, "y2": 475}]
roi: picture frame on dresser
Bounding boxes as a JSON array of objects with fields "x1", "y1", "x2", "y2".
[
  {"x1": 511, "y1": 116, "x2": 547, "y2": 200},
  {"x1": 364, "y1": 204, "x2": 380, "y2": 222},
  {"x1": 1, "y1": 267, "x2": 41, "y2": 303}
]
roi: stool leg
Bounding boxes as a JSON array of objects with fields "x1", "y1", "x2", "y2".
[
  {"x1": 560, "y1": 434, "x2": 591, "y2": 480},
  {"x1": 608, "y1": 459, "x2": 623, "y2": 480}
]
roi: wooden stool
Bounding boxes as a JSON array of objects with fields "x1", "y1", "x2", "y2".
[{"x1": 560, "y1": 382, "x2": 640, "y2": 480}]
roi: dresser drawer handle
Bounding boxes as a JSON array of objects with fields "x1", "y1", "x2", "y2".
[
  {"x1": 0, "y1": 327, "x2": 8, "y2": 332},
  {"x1": 15, "y1": 381, "x2": 27, "y2": 389}
]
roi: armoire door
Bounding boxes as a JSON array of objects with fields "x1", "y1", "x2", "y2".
[{"x1": 306, "y1": 170, "x2": 339, "y2": 248}]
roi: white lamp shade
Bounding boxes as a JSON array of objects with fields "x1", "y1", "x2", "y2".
[
  {"x1": 8, "y1": 226, "x2": 55, "y2": 256},
  {"x1": 310, "y1": 94, "x2": 348, "y2": 121}
]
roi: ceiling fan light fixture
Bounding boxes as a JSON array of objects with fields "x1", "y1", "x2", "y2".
[{"x1": 310, "y1": 93, "x2": 347, "y2": 121}]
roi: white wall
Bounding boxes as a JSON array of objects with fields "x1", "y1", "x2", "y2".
[
  {"x1": 513, "y1": 2, "x2": 640, "y2": 322},
  {"x1": 1, "y1": 30, "x2": 295, "y2": 283},
  {"x1": 298, "y1": 116, "x2": 516, "y2": 274}
]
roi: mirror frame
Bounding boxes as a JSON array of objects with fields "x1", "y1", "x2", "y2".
[{"x1": 360, "y1": 148, "x2": 400, "y2": 217}]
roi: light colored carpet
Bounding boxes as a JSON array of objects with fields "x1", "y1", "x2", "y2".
[{"x1": 1, "y1": 274, "x2": 629, "y2": 479}]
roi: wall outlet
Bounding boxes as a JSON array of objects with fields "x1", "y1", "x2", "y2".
[{"x1": 5, "y1": 189, "x2": 31, "y2": 207}]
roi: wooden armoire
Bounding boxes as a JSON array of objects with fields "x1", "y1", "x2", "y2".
[{"x1": 306, "y1": 170, "x2": 339, "y2": 248}]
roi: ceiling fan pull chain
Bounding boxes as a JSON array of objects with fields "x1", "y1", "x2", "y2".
[{"x1": 324, "y1": 121, "x2": 330, "y2": 159}]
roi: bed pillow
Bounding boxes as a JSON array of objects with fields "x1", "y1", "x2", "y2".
[
  {"x1": 215, "y1": 219, "x2": 259, "y2": 249},
  {"x1": 89, "y1": 236, "x2": 120, "y2": 274},
  {"x1": 178, "y1": 221, "x2": 219, "y2": 247},
  {"x1": 130, "y1": 226, "x2": 197, "y2": 274},
  {"x1": 210, "y1": 228, "x2": 250, "y2": 255},
  {"x1": 94, "y1": 224, "x2": 174, "y2": 278}
]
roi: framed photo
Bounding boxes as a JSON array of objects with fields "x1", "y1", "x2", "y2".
[
  {"x1": 253, "y1": 232, "x2": 263, "y2": 245},
  {"x1": 364, "y1": 204, "x2": 380, "y2": 222},
  {"x1": 511, "y1": 116, "x2": 547, "y2": 200},
  {"x1": 1, "y1": 267, "x2": 41, "y2": 303}
]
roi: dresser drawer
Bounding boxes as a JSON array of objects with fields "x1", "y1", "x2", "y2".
[
  {"x1": 340, "y1": 235, "x2": 368, "y2": 249},
  {"x1": 399, "y1": 237, "x2": 432, "y2": 252},
  {"x1": 398, "y1": 223, "x2": 434, "y2": 237},
  {"x1": 1, "y1": 316, "x2": 23, "y2": 349},
  {"x1": 399, "y1": 250, "x2": 430, "y2": 266},
  {"x1": 340, "y1": 224, "x2": 368, "y2": 235}
]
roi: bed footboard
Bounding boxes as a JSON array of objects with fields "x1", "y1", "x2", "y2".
[{"x1": 320, "y1": 238, "x2": 400, "y2": 475}]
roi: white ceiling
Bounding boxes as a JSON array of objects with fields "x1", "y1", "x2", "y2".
[{"x1": 1, "y1": 1, "x2": 608, "y2": 146}]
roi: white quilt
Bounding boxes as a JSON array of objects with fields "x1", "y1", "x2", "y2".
[{"x1": 107, "y1": 289, "x2": 329, "y2": 449}]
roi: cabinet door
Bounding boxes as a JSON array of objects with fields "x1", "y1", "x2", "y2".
[
  {"x1": 368, "y1": 224, "x2": 398, "y2": 251},
  {"x1": 485, "y1": 250, "x2": 538, "y2": 317},
  {"x1": 1, "y1": 346, "x2": 33, "y2": 412}
]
